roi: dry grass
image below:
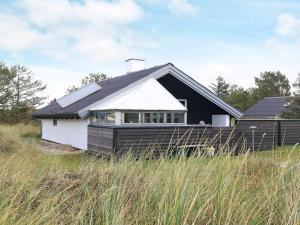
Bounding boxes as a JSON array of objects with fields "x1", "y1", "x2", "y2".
[{"x1": 0, "y1": 123, "x2": 299, "y2": 225}]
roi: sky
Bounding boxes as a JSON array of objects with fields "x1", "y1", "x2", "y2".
[{"x1": 1, "y1": 0, "x2": 300, "y2": 102}]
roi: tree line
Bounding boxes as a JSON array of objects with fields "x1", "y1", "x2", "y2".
[{"x1": 209, "y1": 71, "x2": 300, "y2": 118}]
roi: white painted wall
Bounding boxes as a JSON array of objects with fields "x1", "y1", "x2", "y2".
[
  {"x1": 41, "y1": 118, "x2": 90, "y2": 150},
  {"x1": 212, "y1": 115, "x2": 230, "y2": 127},
  {"x1": 90, "y1": 78, "x2": 187, "y2": 111}
]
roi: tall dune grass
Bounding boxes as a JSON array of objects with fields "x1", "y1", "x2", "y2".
[{"x1": 0, "y1": 124, "x2": 299, "y2": 224}]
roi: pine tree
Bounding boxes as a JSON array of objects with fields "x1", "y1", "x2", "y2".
[
  {"x1": 10, "y1": 65, "x2": 46, "y2": 108},
  {"x1": 209, "y1": 76, "x2": 230, "y2": 100},
  {"x1": 0, "y1": 62, "x2": 14, "y2": 110},
  {"x1": 282, "y1": 74, "x2": 300, "y2": 119}
]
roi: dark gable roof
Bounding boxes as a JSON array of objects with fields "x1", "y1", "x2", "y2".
[
  {"x1": 33, "y1": 64, "x2": 168, "y2": 118},
  {"x1": 243, "y1": 97, "x2": 289, "y2": 117}
]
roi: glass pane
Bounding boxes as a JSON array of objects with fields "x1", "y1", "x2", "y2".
[
  {"x1": 166, "y1": 113, "x2": 172, "y2": 123},
  {"x1": 151, "y1": 113, "x2": 157, "y2": 123},
  {"x1": 107, "y1": 112, "x2": 115, "y2": 124},
  {"x1": 96, "y1": 112, "x2": 106, "y2": 124},
  {"x1": 144, "y1": 113, "x2": 151, "y2": 123},
  {"x1": 124, "y1": 113, "x2": 139, "y2": 123},
  {"x1": 158, "y1": 113, "x2": 164, "y2": 123},
  {"x1": 173, "y1": 113, "x2": 184, "y2": 123}
]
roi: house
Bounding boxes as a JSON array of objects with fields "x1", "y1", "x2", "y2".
[
  {"x1": 243, "y1": 96, "x2": 289, "y2": 119},
  {"x1": 33, "y1": 59, "x2": 242, "y2": 151}
]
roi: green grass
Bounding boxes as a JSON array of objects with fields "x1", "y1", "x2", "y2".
[{"x1": 0, "y1": 124, "x2": 300, "y2": 224}]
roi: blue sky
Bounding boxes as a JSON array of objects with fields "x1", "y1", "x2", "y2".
[{"x1": 1, "y1": 0, "x2": 300, "y2": 100}]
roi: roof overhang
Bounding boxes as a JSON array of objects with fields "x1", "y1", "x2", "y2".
[{"x1": 32, "y1": 113, "x2": 80, "y2": 119}]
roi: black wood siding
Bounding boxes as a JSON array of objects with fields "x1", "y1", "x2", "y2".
[
  {"x1": 87, "y1": 126, "x2": 115, "y2": 156},
  {"x1": 236, "y1": 120, "x2": 278, "y2": 151},
  {"x1": 280, "y1": 120, "x2": 300, "y2": 145},
  {"x1": 115, "y1": 126, "x2": 211, "y2": 155},
  {"x1": 157, "y1": 74, "x2": 231, "y2": 124}
]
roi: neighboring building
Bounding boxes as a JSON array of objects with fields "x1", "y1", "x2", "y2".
[
  {"x1": 243, "y1": 96, "x2": 289, "y2": 119},
  {"x1": 33, "y1": 59, "x2": 242, "y2": 150}
]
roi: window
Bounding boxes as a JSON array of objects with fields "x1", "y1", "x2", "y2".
[
  {"x1": 158, "y1": 113, "x2": 164, "y2": 123},
  {"x1": 106, "y1": 112, "x2": 115, "y2": 124},
  {"x1": 174, "y1": 113, "x2": 184, "y2": 123},
  {"x1": 53, "y1": 118, "x2": 57, "y2": 126},
  {"x1": 144, "y1": 113, "x2": 151, "y2": 123},
  {"x1": 166, "y1": 113, "x2": 172, "y2": 123},
  {"x1": 166, "y1": 112, "x2": 185, "y2": 124},
  {"x1": 123, "y1": 113, "x2": 139, "y2": 123},
  {"x1": 91, "y1": 112, "x2": 115, "y2": 124},
  {"x1": 143, "y1": 113, "x2": 164, "y2": 124}
]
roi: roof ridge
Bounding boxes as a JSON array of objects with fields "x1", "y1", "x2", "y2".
[{"x1": 97, "y1": 63, "x2": 170, "y2": 85}]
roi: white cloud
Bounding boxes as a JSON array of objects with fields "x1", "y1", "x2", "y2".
[
  {"x1": 146, "y1": 0, "x2": 198, "y2": 16},
  {"x1": 167, "y1": 0, "x2": 199, "y2": 16},
  {"x1": 275, "y1": 13, "x2": 300, "y2": 36},
  {"x1": 0, "y1": 0, "x2": 148, "y2": 62},
  {"x1": 0, "y1": 12, "x2": 43, "y2": 52}
]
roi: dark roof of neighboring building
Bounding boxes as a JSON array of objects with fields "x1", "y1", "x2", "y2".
[
  {"x1": 243, "y1": 96, "x2": 289, "y2": 117},
  {"x1": 33, "y1": 64, "x2": 169, "y2": 118}
]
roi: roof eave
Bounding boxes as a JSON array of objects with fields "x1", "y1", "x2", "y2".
[{"x1": 32, "y1": 113, "x2": 80, "y2": 119}]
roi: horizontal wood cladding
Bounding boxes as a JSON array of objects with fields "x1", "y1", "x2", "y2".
[
  {"x1": 115, "y1": 126, "x2": 211, "y2": 154},
  {"x1": 280, "y1": 121, "x2": 300, "y2": 145},
  {"x1": 236, "y1": 120, "x2": 278, "y2": 151},
  {"x1": 212, "y1": 127, "x2": 239, "y2": 152},
  {"x1": 87, "y1": 126, "x2": 114, "y2": 156}
]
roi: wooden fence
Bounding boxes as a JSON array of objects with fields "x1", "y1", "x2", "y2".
[{"x1": 87, "y1": 120, "x2": 300, "y2": 156}]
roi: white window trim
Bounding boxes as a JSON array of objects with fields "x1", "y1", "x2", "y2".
[{"x1": 91, "y1": 111, "x2": 187, "y2": 126}]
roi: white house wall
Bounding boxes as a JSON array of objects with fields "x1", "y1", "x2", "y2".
[{"x1": 41, "y1": 118, "x2": 89, "y2": 150}]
